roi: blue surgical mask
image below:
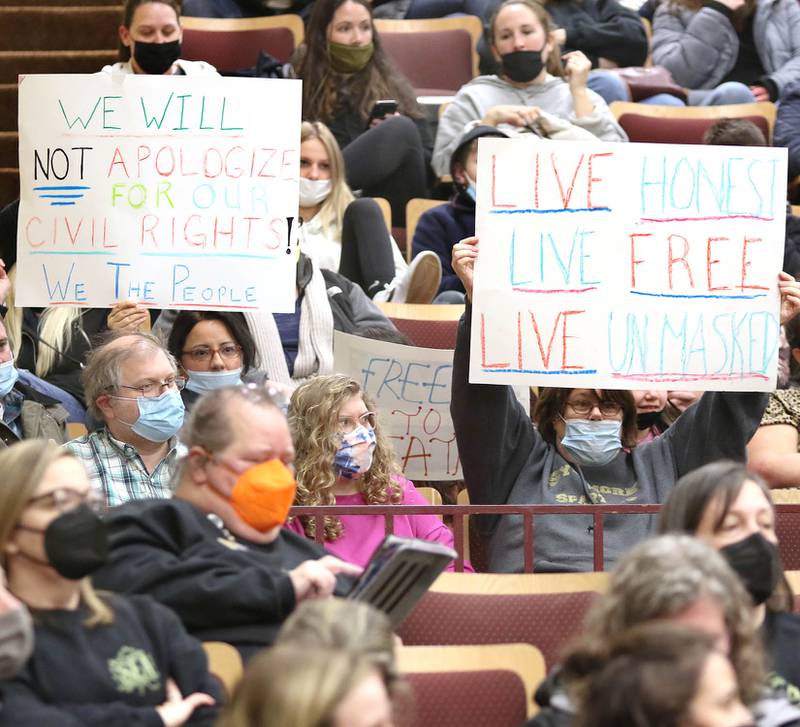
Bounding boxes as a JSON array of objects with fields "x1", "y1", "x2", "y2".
[
  {"x1": 185, "y1": 368, "x2": 243, "y2": 395},
  {"x1": 130, "y1": 389, "x2": 185, "y2": 442},
  {"x1": 334, "y1": 425, "x2": 377, "y2": 480},
  {"x1": 464, "y1": 173, "x2": 476, "y2": 202},
  {"x1": 560, "y1": 418, "x2": 622, "y2": 467},
  {"x1": 0, "y1": 359, "x2": 19, "y2": 398}
]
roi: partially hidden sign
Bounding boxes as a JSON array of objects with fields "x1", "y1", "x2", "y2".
[
  {"x1": 334, "y1": 331, "x2": 530, "y2": 481},
  {"x1": 16, "y1": 74, "x2": 301, "y2": 312},
  {"x1": 471, "y1": 137, "x2": 788, "y2": 391}
]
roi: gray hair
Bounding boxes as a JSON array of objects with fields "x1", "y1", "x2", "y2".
[
  {"x1": 177, "y1": 384, "x2": 281, "y2": 473},
  {"x1": 82, "y1": 332, "x2": 177, "y2": 421},
  {"x1": 580, "y1": 535, "x2": 765, "y2": 705}
]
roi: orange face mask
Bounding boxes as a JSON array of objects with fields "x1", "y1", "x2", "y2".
[{"x1": 229, "y1": 459, "x2": 297, "y2": 532}]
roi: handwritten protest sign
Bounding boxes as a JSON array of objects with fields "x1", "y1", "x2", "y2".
[
  {"x1": 335, "y1": 331, "x2": 528, "y2": 480},
  {"x1": 16, "y1": 74, "x2": 300, "y2": 312},
  {"x1": 471, "y1": 137, "x2": 788, "y2": 391}
]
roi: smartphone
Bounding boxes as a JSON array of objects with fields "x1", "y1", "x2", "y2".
[{"x1": 366, "y1": 99, "x2": 399, "y2": 128}]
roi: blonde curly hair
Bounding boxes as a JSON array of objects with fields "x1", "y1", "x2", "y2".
[{"x1": 289, "y1": 374, "x2": 401, "y2": 541}]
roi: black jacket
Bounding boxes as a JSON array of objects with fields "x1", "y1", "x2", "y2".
[
  {"x1": 92, "y1": 498, "x2": 335, "y2": 660},
  {"x1": 0, "y1": 594, "x2": 222, "y2": 727},
  {"x1": 546, "y1": 0, "x2": 650, "y2": 68}
]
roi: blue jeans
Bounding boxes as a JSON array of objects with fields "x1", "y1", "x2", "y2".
[
  {"x1": 688, "y1": 82, "x2": 756, "y2": 106},
  {"x1": 587, "y1": 71, "x2": 686, "y2": 106}
]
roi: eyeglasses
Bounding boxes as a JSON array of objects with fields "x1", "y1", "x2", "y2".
[
  {"x1": 565, "y1": 400, "x2": 622, "y2": 418},
  {"x1": 116, "y1": 376, "x2": 186, "y2": 398},
  {"x1": 338, "y1": 411, "x2": 377, "y2": 434},
  {"x1": 182, "y1": 343, "x2": 242, "y2": 364},
  {"x1": 27, "y1": 488, "x2": 104, "y2": 513}
]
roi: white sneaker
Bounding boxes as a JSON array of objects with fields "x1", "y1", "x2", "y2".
[{"x1": 391, "y1": 251, "x2": 442, "y2": 304}]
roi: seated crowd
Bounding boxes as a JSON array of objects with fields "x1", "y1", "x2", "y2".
[{"x1": 1, "y1": 0, "x2": 800, "y2": 723}]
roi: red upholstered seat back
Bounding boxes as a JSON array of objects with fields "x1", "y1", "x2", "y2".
[
  {"x1": 617, "y1": 113, "x2": 770, "y2": 144},
  {"x1": 181, "y1": 26, "x2": 296, "y2": 70},
  {"x1": 397, "y1": 670, "x2": 528, "y2": 727},
  {"x1": 777, "y1": 511, "x2": 800, "y2": 570},
  {"x1": 396, "y1": 591, "x2": 598, "y2": 669},
  {"x1": 378, "y1": 30, "x2": 473, "y2": 95},
  {"x1": 390, "y1": 317, "x2": 458, "y2": 350}
]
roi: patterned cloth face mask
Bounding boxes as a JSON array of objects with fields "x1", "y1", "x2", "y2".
[{"x1": 334, "y1": 425, "x2": 377, "y2": 480}]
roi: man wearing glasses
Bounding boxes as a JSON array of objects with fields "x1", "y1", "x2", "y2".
[{"x1": 65, "y1": 332, "x2": 186, "y2": 506}]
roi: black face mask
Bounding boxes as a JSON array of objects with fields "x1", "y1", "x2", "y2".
[
  {"x1": 720, "y1": 532, "x2": 781, "y2": 606},
  {"x1": 500, "y1": 50, "x2": 545, "y2": 83},
  {"x1": 18, "y1": 505, "x2": 108, "y2": 580},
  {"x1": 133, "y1": 39, "x2": 181, "y2": 75},
  {"x1": 636, "y1": 411, "x2": 663, "y2": 430}
]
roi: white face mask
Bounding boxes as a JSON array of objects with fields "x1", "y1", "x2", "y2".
[{"x1": 299, "y1": 178, "x2": 331, "y2": 207}]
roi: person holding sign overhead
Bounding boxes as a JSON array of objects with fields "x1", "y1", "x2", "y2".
[
  {"x1": 449, "y1": 235, "x2": 800, "y2": 572},
  {"x1": 103, "y1": 0, "x2": 219, "y2": 77},
  {"x1": 432, "y1": 0, "x2": 626, "y2": 177}
]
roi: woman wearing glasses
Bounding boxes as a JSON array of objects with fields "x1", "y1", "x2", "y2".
[
  {"x1": 0, "y1": 440, "x2": 221, "y2": 726},
  {"x1": 167, "y1": 311, "x2": 262, "y2": 411},
  {"x1": 286, "y1": 374, "x2": 471, "y2": 570},
  {"x1": 449, "y1": 236, "x2": 800, "y2": 573}
]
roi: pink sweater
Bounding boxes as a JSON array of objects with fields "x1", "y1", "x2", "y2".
[{"x1": 286, "y1": 476, "x2": 473, "y2": 572}]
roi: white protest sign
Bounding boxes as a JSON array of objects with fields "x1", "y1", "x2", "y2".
[
  {"x1": 471, "y1": 137, "x2": 787, "y2": 391},
  {"x1": 334, "y1": 331, "x2": 530, "y2": 480},
  {"x1": 16, "y1": 74, "x2": 301, "y2": 312}
]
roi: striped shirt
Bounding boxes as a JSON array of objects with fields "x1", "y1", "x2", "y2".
[{"x1": 64, "y1": 428, "x2": 181, "y2": 507}]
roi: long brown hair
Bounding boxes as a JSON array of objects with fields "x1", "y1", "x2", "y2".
[
  {"x1": 659, "y1": 461, "x2": 794, "y2": 613},
  {"x1": 293, "y1": 0, "x2": 420, "y2": 123},
  {"x1": 576, "y1": 535, "x2": 766, "y2": 707},
  {"x1": 488, "y1": 0, "x2": 564, "y2": 77}
]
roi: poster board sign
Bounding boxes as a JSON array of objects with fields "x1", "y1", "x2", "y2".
[
  {"x1": 16, "y1": 74, "x2": 300, "y2": 312},
  {"x1": 334, "y1": 331, "x2": 531, "y2": 481},
  {"x1": 470, "y1": 137, "x2": 788, "y2": 391}
]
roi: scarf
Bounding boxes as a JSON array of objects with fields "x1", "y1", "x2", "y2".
[{"x1": 244, "y1": 263, "x2": 334, "y2": 385}]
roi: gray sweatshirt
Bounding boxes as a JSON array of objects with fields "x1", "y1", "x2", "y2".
[
  {"x1": 432, "y1": 74, "x2": 627, "y2": 177},
  {"x1": 451, "y1": 306, "x2": 769, "y2": 573}
]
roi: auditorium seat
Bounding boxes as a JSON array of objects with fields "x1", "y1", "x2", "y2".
[
  {"x1": 776, "y1": 510, "x2": 800, "y2": 570},
  {"x1": 396, "y1": 643, "x2": 545, "y2": 724},
  {"x1": 405, "y1": 198, "x2": 446, "y2": 262},
  {"x1": 609, "y1": 101, "x2": 777, "y2": 144},
  {"x1": 389, "y1": 317, "x2": 458, "y2": 349},
  {"x1": 180, "y1": 15, "x2": 304, "y2": 70},
  {"x1": 397, "y1": 589, "x2": 599, "y2": 670},
  {"x1": 373, "y1": 17, "x2": 482, "y2": 97},
  {"x1": 202, "y1": 641, "x2": 243, "y2": 698}
]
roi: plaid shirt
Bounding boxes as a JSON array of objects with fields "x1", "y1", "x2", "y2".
[{"x1": 64, "y1": 428, "x2": 181, "y2": 507}]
